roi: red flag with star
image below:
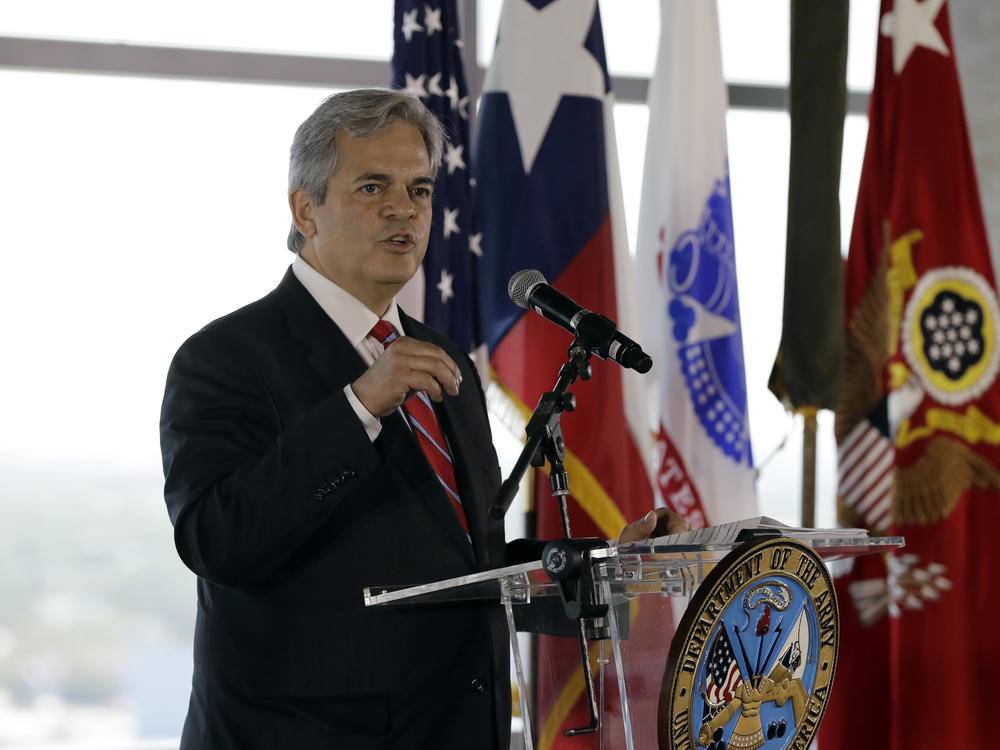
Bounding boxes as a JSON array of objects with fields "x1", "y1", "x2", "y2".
[{"x1": 820, "y1": 1, "x2": 1000, "y2": 747}]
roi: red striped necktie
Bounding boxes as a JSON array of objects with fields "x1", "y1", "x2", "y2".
[{"x1": 368, "y1": 320, "x2": 470, "y2": 540}]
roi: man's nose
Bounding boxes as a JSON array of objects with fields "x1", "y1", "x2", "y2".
[{"x1": 383, "y1": 185, "x2": 417, "y2": 218}]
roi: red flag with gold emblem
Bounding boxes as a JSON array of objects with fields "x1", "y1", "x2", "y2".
[{"x1": 821, "y1": 1, "x2": 1000, "y2": 747}]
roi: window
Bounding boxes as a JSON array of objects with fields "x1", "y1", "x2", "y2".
[
  {"x1": 0, "y1": 2, "x2": 874, "y2": 743},
  {"x1": 0, "y1": 0, "x2": 393, "y2": 60}
]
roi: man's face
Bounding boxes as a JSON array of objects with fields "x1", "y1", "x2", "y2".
[{"x1": 297, "y1": 122, "x2": 434, "y2": 314}]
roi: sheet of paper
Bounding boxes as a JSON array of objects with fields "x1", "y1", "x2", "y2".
[{"x1": 637, "y1": 516, "x2": 869, "y2": 548}]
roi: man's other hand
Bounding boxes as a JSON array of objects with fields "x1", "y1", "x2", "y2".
[
  {"x1": 352, "y1": 337, "x2": 462, "y2": 417},
  {"x1": 616, "y1": 508, "x2": 689, "y2": 545}
]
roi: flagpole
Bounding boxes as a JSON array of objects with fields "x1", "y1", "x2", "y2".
[{"x1": 799, "y1": 407, "x2": 817, "y2": 528}]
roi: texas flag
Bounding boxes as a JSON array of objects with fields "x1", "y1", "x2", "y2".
[
  {"x1": 474, "y1": 0, "x2": 657, "y2": 746},
  {"x1": 634, "y1": 0, "x2": 757, "y2": 528}
]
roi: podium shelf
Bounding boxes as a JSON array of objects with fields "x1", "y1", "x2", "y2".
[{"x1": 364, "y1": 533, "x2": 904, "y2": 608}]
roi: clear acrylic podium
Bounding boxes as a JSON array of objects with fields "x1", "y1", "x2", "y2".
[{"x1": 364, "y1": 528, "x2": 903, "y2": 750}]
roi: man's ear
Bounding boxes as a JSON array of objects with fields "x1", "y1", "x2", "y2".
[{"x1": 289, "y1": 188, "x2": 316, "y2": 239}]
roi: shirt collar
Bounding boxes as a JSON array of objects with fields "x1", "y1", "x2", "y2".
[{"x1": 291, "y1": 256, "x2": 404, "y2": 346}]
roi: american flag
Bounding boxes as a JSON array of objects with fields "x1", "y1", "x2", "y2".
[
  {"x1": 704, "y1": 626, "x2": 744, "y2": 710},
  {"x1": 391, "y1": 0, "x2": 483, "y2": 354},
  {"x1": 837, "y1": 398, "x2": 894, "y2": 532}
]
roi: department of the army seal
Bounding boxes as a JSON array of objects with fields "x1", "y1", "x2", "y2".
[{"x1": 658, "y1": 537, "x2": 838, "y2": 750}]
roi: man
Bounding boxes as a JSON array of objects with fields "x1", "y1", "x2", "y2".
[{"x1": 161, "y1": 88, "x2": 676, "y2": 749}]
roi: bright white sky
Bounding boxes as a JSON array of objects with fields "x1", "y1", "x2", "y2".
[{"x1": 0, "y1": 0, "x2": 879, "y2": 526}]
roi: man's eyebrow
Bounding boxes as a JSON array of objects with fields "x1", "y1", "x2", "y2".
[
  {"x1": 352, "y1": 172, "x2": 391, "y2": 184},
  {"x1": 351, "y1": 172, "x2": 435, "y2": 186}
]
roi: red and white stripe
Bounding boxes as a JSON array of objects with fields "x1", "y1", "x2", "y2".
[
  {"x1": 705, "y1": 660, "x2": 743, "y2": 706},
  {"x1": 837, "y1": 420, "x2": 894, "y2": 533}
]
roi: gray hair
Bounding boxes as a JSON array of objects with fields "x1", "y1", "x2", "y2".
[{"x1": 286, "y1": 88, "x2": 445, "y2": 253}]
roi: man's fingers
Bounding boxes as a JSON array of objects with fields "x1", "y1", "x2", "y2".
[
  {"x1": 616, "y1": 511, "x2": 658, "y2": 545},
  {"x1": 615, "y1": 508, "x2": 690, "y2": 545},
  {"x1": 401, "y1": 370, "x2": 446, "y2": 402},
  {"x1": 387, "y1": 338, "x2": 462, "y2": 393},
  {"x1": 401, "y1": 353, "x2": 461, "y2": 396},
  {"x1": 651, "y1": 507, "x2": 689, "y2": 536},
  {"x1": 352, "y1": 337, "x2": 464, "y2": 416}
]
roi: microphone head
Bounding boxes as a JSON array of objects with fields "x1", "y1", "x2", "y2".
[{"x1": 507, "y1": 268, "x2": 547, "y2": 309}]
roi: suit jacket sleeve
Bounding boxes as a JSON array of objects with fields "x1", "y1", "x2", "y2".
[{"x1": 160, "y1": 323, "x2": 379, "y2": 587}]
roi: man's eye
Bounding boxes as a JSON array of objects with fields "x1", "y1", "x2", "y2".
[
  {"x1": 360, "y1": 184, "x2": 380, "y2": 195},
  {"x1": 410, "y1": 187, "x2": 432, "y2": 199}
]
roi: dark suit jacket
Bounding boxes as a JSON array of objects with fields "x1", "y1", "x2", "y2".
[{"x1": 160, "y1": 269, "x2": 510, "y2": 749}]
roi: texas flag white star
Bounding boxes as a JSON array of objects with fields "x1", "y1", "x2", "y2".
[
  {"x1": 401, "y1": 8, "x2": 423, "y2": 42},
  {"x1": 481, "y1": 0, "x2": 605, "y2": 173},
  {"x1": 880, "y1": 0, "x2": 949, "y2": 74},
  {"x1": 442, "y1": 207, "x2": 460, "y2": 238},
  {"x1": 437, "y1": 269, "x2": 455, "y2": 303}
]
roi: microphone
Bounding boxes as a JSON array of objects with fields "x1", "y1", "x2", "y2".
[{"x1": 507, "y1": 269, "x2": 653, "y2": 373}]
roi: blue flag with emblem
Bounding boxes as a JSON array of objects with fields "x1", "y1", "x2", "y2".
[{"x1": 391, "y1": 0, "x2": 483, "y2": 354}]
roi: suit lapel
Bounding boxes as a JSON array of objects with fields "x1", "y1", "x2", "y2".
[
  {"x1": 276, "y1": 268, "x2": 369, "y2": 393},
  {"x1": 277, "y1": 271, "x2": 476, "y2": 565},
  {"x1": 430, "y1": 376, "x2": 489, "y2": 557},
  {"x1": 376, "y1": 411, "x2": 477, "y2": 565}
]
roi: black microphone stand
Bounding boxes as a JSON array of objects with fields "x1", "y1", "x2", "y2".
[
  {"x1": 489, "y1": 338, "x2": 612, "y2": 738},
  {"x1": 489, "y1": 340, "x2": 590, "y2": 530}
]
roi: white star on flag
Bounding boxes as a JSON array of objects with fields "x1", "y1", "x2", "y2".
[
  {"x1": 427, "y1": 72, "x2": 444, "y2": 97},
  {"x1": 437, "y1": 269, "x2": 455, "y2": 303},
  {"x1": 443, "y1": 207, "x2": 460, "y2": 238},
  {"x1": 444, "y1": 142, "x2": 466, "y2": 174},
  {"x1": 424, "y1": 5, "x2": 443, "y2": 36},
  {"x1": 392, "y1": 0, "x2": 483, "y2": 362},
  {"x1": 481, "y1": 0, "x2": 605, "y2": 173},
  {"x1": 468, "y1": 232, "x2": 483, "y2": 257},
  {"x1": 401, "y1": 8, "x2": 423, "y2": 42},
  {"x1": 444, "y1": 76, "x2": 460, "y2": 110},
  {"x1": 880, "y1": 0, "x2": 949, "y2": 74},
  {"x1": 403, "y1": 73, "x2": 428, "y2": 99}
]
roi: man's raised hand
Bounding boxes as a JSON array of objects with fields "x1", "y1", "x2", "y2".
[{"x1": 352, "y1": 337, "x2": 463, "y2": 417}]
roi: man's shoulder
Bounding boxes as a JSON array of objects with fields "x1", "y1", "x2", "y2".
[
  {"x1": 190, "y1": 288, "x2": 281, "y2": 347},
  {"x1": 177, "y1": 271, "x2": 303, "y2": 357}
]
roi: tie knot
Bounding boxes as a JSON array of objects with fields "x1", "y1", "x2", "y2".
[{"x1": 369, "y1": 319, "x2": 398, "y2": 347}]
